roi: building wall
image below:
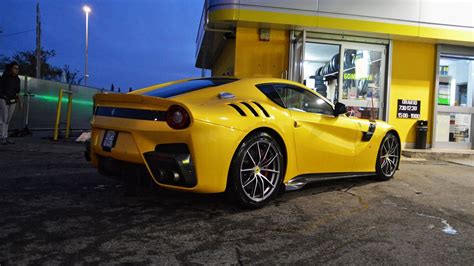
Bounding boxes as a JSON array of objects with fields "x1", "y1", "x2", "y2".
[
  {"x1": 389, "y1": 40, "x2": 436, "y2": 147},
  {"x1": 234, "y1": 27, "x2": 289, "y2": 78},
  {"x1": 212, "y1": 40, "x2": 236, "y2": 76},
  {"x1": 213, "y1": 28, "x2": 437, "y2": 147},
  {"x1": 208, "y1": 0, "x2": 474, "y2": 43}
]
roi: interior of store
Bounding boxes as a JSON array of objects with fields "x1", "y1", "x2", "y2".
[
  {"x1": 436, "y1": 56, "x2": 473, "y2": 144},
  {"x1": 301, "y1": 42, "x2": 384, "y2": 120}
]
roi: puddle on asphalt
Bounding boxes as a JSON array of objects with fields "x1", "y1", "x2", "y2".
[
  {"x1": 382, "y1": 199, "x2": 458, "y2": 236},
  {"x1": 417, "y1": 213, "x2": 458, "y2": 235},
  {"x1": 441, "y1": 220, "x2": 458, "y2": 235}
]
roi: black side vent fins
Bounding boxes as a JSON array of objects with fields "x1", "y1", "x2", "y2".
[
  {"x1": 228, "y1": 104, "x2": 246, "y2": 116},
  {"x1": 228, "y1": 102, "x2": 271, "y2": 118},
  {"x1": 240, "y1": 102, "x2": 259, "y2": 117},
  {"x1": 251, "y1": 101, "x2": 270, "y2": 118}
]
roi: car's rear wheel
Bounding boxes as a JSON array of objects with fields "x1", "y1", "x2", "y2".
[
  {"x1": 227, "y1": 132, "x2": 284, "y2": 208},
  {"x1": 375, "y1": 132, "x2": 400, "y2": 180}
]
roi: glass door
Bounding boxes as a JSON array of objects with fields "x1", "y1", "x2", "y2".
[
  {"x1": 434, "y1": 54, "x2": 474, "y2": 149},
  {"x1": 339, "y1": 44, "x2": 386, "y2": 120},
  {"x1": 302, "y1": 41, "x2": 341, "y2": 102},
  {"x1": 290, "y1": 32, "x2": 388, "y2": 120}
]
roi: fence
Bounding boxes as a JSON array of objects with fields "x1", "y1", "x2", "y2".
[{"x1": 9, "y1": 76, "x2": 102, "y2": 132}]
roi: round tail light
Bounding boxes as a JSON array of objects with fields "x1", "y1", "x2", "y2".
[{"x1": 167, "y1": 105, "x2": 190, "y2": 129}]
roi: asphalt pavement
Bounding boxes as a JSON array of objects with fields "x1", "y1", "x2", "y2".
[{"x1": 1, "y1": 136, "x2": 473, "y2": 264}]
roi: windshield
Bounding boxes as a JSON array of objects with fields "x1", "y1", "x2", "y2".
[{"x1": 143, "y1": 78, "x2": 237, "y2": 98}]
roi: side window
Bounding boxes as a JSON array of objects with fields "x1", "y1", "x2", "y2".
[
  {"x1": 274, "y1": 84, "x2": 334, "y2": 116},
  {"x1": 256, "y1": 84, "x2": 285, "y2": 107}
]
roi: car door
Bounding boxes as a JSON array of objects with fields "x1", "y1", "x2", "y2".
[{"x1": 273, "y1": 84, "x2": 358, "y2": 174}]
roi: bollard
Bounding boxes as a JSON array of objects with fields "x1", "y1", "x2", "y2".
[
  {"x1": 53, "y1": 89, "x2": 74, "y2": 141},
  {"x1": 66, "y1": 92, "x2": 73, "y2": 139}
]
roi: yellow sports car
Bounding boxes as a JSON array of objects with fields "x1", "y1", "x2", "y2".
[{"x1": 89, "y1": 78, "x2": 400, "y2": 207}]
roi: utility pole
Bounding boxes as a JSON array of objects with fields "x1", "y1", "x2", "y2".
[{"x1": 35, "y1": 1, "x2": 41, "y2": 78}]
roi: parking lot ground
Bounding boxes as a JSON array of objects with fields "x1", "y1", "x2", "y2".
[{"x1": 1, "y1": 137, "x2": 474, "y2": 264}]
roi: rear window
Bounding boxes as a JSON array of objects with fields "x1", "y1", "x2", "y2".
[
  {"x1": 256, "y1": 84, "x2": 285, "y2": 108},
  {"x1": 143, "y1": 78, "x2": 237, "y2": 98}
]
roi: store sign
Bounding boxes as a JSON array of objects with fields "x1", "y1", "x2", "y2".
[
  {"x1": 397, "y1": 99, "x2": 420, "y2": 119},
  {"x1": 343, "y1": 73, "x2": 374, "y2": 81}
]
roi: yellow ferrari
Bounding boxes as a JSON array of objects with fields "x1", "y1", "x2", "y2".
[{"x1": 89, "y1": 78, "x2": 400, "y2": 207}]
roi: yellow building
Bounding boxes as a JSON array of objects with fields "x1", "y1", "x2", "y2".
[{"x1": 195, "y1": 0, "x2": 474, "y2": 150}]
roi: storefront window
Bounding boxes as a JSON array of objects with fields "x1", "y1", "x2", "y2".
[
  {"x1": 294, "y1": 34, "x2": 386, "y2": 120},
  {"x1": 341, "y1": 48, "x2": 384, "y2": 119},
  {"x1": 435, "y1": 53, "x2": 474, "y2": 149},
  {"x1": 302, "y1": 42, "x2": 340, "y2": 103},
  {"x1": 436, "y1": 113, "x2": 471, "y2": 143},
  {"x1": 438, "y1": 57, "x2": 473, "y2": 108}
]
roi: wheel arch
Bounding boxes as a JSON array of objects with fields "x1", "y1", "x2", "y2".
[
  {"x1": 387, "y1": 129, "x2": 401, "y2": 148},
  {"x1": 249, "y1": 127, "x2": 288, "y2": 168}
]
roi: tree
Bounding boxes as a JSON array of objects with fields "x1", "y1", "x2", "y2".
[
  {"x1": 0, "y1": 54, "x2": 9, "y2": 70},
  {"x1": 110, "y1": 84, "x2": 115, "y2": 92},
  {"x1": 0, "y1": 48, "x2": 63, "y2": 80},
  {"x1": 62, "y1": 64, "x2": 83, "y2": 85}
]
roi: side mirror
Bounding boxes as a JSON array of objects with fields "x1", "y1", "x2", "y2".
[{"x1": 334, "y1": 102, "x2": 347, "y2": 116}]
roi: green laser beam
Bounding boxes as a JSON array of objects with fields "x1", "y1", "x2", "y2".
[{"x1": 34, "y1": 94, "x2": 94, "y2": 106}]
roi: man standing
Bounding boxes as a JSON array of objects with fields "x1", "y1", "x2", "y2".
[{"x1": 0, "y1": 62, "x2": 21, "y2": 145}]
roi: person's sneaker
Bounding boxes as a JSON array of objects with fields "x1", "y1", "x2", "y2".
[
  {"x1": 0, "y1": 138, "x2": 6, "y2": 145},
  {"x1": 5, "y1": 138, "x2": 15, "y2": 144}
]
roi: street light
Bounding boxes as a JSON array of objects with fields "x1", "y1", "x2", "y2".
[{"x1": 83, "y1": 5, "x2": 91, "y2": 86}]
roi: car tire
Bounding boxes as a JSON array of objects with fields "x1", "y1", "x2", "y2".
[
  {"x1": 375, "y1": 132, "x2": 400, "y2": 181},
  {"x1": 226, "y1": 132, "x2": 285, "y2": 208}
]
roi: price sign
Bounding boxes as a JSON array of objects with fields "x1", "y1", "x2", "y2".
[{"x1": 397, "y1": 99, "x2": 420, "y2": 119}]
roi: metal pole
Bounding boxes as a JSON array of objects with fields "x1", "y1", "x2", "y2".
[
  {"x1": 53, "y1": 90, "x2": 64, "y2": 141},
  {"x1": 65, "y1": 92, "x2": 73, "y2": 139},
  {"x1": 85, "y1": 11, "x2": 89, "y2": 87},
  {"x1": 23, "y1": 76, "x2": 28, "y2": 128},
  {"x1": 36, "y1": 1, "x2": 41, "y2": 79}
]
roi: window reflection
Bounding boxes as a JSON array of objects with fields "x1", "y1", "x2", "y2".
[
  {"x1": 438, "y1": 57, "x2": 473, "y2": 108},
  {"x1": 342, "y1": 49, "x2": 383, "y2": 119}
]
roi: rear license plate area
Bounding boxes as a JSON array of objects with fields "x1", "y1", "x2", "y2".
[{"x1": 102, "y1": 130, "x2": 118, "y2": 152}]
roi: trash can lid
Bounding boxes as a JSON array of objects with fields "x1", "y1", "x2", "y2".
[{"x1": 417, "y1": 120, "x2": 428, "y2": 126}]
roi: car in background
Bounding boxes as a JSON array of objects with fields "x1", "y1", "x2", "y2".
[{"x1": 88, "y1": 77, "x2": 400, "y2": 208}]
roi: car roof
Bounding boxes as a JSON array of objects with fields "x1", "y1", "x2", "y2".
[{"x1": 133, "y1": 77, "x2": 328, "y2": 104}]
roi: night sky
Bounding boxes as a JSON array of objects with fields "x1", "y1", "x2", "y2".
[{"x1": 0, "y1": 0, "x2": 204, "y2": 90}]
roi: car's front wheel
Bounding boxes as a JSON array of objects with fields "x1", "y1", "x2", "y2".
[
  {"x1": 227, "y1": 132, "x2": 284, "y2": 208},
  {"x1": 375, "y1": 132, "x2": 400, "y2": 180}
]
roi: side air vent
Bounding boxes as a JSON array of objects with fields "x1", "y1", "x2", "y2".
[
  {"x1": 228, "y1": 104, "x2": 246, "y2": 116},
  {"x1": 251, "y1": 101, "x2": 270, "y2": 117},
  {"x1": 240, "y1": 102, "x2": 259, "y2": 117}
]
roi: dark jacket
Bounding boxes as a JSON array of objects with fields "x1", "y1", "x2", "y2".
[{"x1": 0, "y1": 71, "x2": 20, "y2": 99}]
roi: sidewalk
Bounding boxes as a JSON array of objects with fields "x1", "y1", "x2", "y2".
[{"x1": 402, "y1": 148, "x2": 474, "y2": 167}]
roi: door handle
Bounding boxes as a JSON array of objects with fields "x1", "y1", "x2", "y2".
[{"x1": 294, "y1": 121, "x2": 301, "y2": 128}]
